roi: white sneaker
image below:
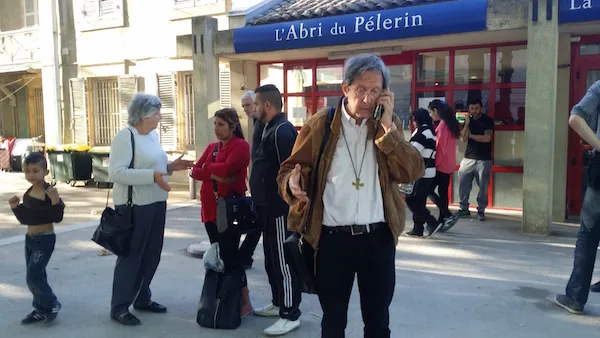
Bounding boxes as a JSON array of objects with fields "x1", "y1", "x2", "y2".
[
  {"x1": 253, "y1": 303, "x2": 280, "y2": 317},
  {"x1": 263, "y1": 318, "x2": 300, "y2": 336}
]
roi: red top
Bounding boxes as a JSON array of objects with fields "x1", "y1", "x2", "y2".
[
  {"x1": 435, "y1": 120, "x2": 457, "y2": 174},
  {"x1": 191, "y1": 137, "x2": 250, "y2": 223}
]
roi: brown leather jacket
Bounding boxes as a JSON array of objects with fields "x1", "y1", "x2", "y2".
[{"x1": 277, "y1": 102, "x2": 424, "y2": 250}]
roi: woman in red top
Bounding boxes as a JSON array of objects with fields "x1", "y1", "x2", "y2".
[
  {"x1": 190, "y1": 107, "x2": 252, "y2": 317},
  {"x1": 428, "y1": 100, "x2": 460, "y2": 231}
]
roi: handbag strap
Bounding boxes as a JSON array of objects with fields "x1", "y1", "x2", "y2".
[
  {"x1": 104, "y1": 129, "x2": 135, "y2": 208},
  {"x1": 211, "y1": 143, "x2": 220, "y2": 198},
  {"x1": 301, "y1": 107, "x2": 335, "y2": 234}
]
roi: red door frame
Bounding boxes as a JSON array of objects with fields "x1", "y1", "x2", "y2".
[{"x1": 567, "y1": 35, "x2": 600, "y2": 216}]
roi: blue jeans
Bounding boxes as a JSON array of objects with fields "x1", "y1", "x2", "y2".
[
  {"x1": 565, "y1": 187, "x2": 600, "y2": 307},
  {"x1": 25, "y1": 233, "x2": 58, "y2": 312}
]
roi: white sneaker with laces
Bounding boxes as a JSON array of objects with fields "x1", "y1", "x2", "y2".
[
  {"x1": 263, "y1": 318, "x2": 300, "y2": 336},
  {"x1": 253, "y1": 303, "x2": 280, "y2": 317}
]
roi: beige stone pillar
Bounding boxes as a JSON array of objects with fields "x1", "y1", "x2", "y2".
[
  {"x1": 522, "y1": 0, "x2": 570, "y2": 233},
  {"x1": 190, "y1": 16, "x2": 219, "y2": 199}
]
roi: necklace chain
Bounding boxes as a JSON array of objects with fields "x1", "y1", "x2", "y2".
[{"x1": 340, "y1": 122, "x2": 369, "y2": 182}]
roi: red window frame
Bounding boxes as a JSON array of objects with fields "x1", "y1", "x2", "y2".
[{"x1": 257, "y1": 41, "x2": 526, "y2": 210}]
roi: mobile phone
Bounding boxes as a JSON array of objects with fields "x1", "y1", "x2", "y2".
[{"x1": 374, "y1": 105, "x2": 384, "y2": 120}]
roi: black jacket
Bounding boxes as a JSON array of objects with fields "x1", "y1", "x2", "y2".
[{"x1": 250, "y1": 113, "x2": 298, "y2": 214}]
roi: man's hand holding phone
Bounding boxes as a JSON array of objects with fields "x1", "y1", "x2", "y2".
[{"x1": 376, "y1": 90, "x2": 395, "y2": 133}]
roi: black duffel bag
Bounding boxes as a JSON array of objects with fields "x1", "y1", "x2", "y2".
[
  {"x1": 196, "y1": 269, "x2": 243, "y2": 330},
  {"x1": 92, "y1": 130, "x2": 135, "y2": 257}
]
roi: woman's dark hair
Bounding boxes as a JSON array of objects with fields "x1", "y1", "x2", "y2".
[
  {"x1": 428, "y1": 99, "x2": 460, "y2": 139},
  {"x1": 214, "y1": 108, "x2": 244, "y2": 140},
  {"x1": 412, "y1": 108, "x2": 434, "y2": 134}
]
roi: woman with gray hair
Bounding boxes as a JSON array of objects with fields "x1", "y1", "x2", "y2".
[{"x1": 108, "y1": 93, "x2": 193, "y2": 326}]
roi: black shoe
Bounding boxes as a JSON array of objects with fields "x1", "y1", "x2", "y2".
[
  {"x1": 21, "y1": 310, "x2": 45, "y2": 325},
  {"x1": 455, "y1": 209, "x2": 471, "y2": 218},
  {"x1": 111, "y1": 311, "x2": 142, "y2": 326},
  {"x1": 44, "y1": 301, "x2": 61, "y2": 323},
  {"x1": 425, "y1": 223, "x2": 443, "y2": 238},
  {"x1": 554, "y1": 294, "x2": 583, "y2": 315},
  {"x1": 477, "y1": 212, "x2": 485, "y2": 222},
  {"x1": 405, "y1": 229, "x2": 424, "y2": 237},
  {"x1": 133, "y1": 301, "x2": 167, "y2": 313},
  {"x1": 591, "y1": 281, "x2": 600, "y2": 293}
]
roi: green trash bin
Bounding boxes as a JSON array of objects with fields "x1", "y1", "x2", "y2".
[
  {"x1": 89, "y1": 147, "x2": 112, "y2": 188},
  {"x1": 47, "y1": 144, "x2": 92, "y2": 187}
]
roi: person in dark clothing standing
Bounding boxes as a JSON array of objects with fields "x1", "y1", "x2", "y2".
[
  {"x1": 455, "y1": 99, "x2": 494, "y2": 221},
  {"x1": 250, "y1": 84, "x2": 302, "y2": 336},
  {"x1": 238, "y1": 90, "x2": 262, "y2": 269}
]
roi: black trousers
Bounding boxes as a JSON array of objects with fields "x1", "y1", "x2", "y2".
[
  {"x1": 206, "y1": 220, "x2": 261, "y2": 267},
  {"x1": 428, "y1": 171, "x2": 452, "y2": 222},
  {"x1": 256, "y1": 206, "x2": 301, "y2": 321},
  {"x1": 405, "y1": 178, "x2": 438, "y2": 233},
  {"x1": 316, "y1": 225, "x2": 396, "y2": 338},
  {"x1": 111, "y1": 202, "x2": 166, "y2": 316},
  {"x1": 25, "y1": 233, "x2": 58, "y2": 313},
  {"x1": 204, "y1": 221, "x2": 247, "y2": 286}
]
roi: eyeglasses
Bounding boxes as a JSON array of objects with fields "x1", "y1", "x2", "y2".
[{"x1": 351, "y1": 86, "x2": 382, "y2": 100}]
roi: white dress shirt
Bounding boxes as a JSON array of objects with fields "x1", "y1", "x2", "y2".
[{"x1": 322, "y1": 100, "x2": 385, "y2": 226}]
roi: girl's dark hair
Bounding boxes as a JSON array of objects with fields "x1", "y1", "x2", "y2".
[
  {"x1": 428, "y1": 99, "x2": 460, "y2": 139},
  {"x1": 214, "y1": 108, "x2": 244, "y2": 140},
  {"x1": 412, "y1": 108, "x2": 435, "y2": 134}
]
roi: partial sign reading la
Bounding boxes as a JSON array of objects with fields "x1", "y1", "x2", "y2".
[{"x1": 560, "y1": 0, "x2": 598, "y2": 23}]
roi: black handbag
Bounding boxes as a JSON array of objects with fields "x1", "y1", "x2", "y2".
[
  {"x1": 91, "y1": 130, "x2": 135, "y2": 257},
  {"x1": 196, "y1": 269, "x2": 243, "y2": 330},
  {"x1": 283, "y1": 107, "x2": 335, "y2": 295},
  {"x1": 212, "y1": 144, "x2": 259, "y2": 234}
]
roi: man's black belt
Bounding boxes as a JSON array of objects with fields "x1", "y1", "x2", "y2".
[{"x1": 323, "y1": 222, "x2": 387, "y2": 236}]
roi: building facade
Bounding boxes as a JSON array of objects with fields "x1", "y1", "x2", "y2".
[
  {"x1": 0, "y1": 0, "x2": 44, "y2": 141},
  {"x1": 186, "y1": 0, "x2": 600, "y2": 233}
]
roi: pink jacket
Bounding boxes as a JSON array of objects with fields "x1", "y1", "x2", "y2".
[{"x1": 435, "y1": 121, "x2": 457, "y2": 174}]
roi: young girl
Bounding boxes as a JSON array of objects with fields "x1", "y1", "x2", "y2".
[
  {"x1": 428, "y1": 99, "x2": 460, "y2": 232},
  {"x1": 405, "y1": 109, "x2": 442, "y2": 238}
]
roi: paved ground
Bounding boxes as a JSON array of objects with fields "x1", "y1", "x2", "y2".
[
  {"x1": 0, "y1": 202, "x2": 599, "y2": 337},
  {"x1": 0, "y1": 171, "x2": 192, "y2": 240}
]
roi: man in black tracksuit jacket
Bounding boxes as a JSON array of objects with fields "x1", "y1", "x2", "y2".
[{"x1": 250, "y1": 85, "x2": 302, "y2": 335}]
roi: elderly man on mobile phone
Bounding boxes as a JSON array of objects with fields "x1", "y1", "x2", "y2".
[{"x1": 277, "y1": 53, "x2": 424, "y2": 338}]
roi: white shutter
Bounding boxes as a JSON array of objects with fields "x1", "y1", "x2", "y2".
[
  {"x1": 118, "y1": 76, "x2": 139, "y2": 127},
  {"x1": 99, "y1": 0, "x2": 117, "y2": 18},
  {"x1": 24, "y1": 0, "x2": 38, "y2": 27},
  {"x1": 70, "y1": 78, "x2": 89, "y2": 145},
  {"x1": 82, "y1": 0, "x2": 100, "y2": 20},
  {"x1": 219, "y1": 68, "x2": 231, "y2": 109},
  {"x1": 157, "y1": 74, "x2": 178, "y2": 151},
  {"x1": 174, "y1": 0, "x2": 194, "y2": 8}
]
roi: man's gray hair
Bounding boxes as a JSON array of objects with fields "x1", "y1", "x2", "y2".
[
  {"x1": 241, "y1": 90, "x2": 256, "y2": 101},
  {"x1": 128, "y1": 93, "x2": 162, "y2": 126},
  {"x1": 343, "y1": 54, "x2": 391, "y2": 90}
]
